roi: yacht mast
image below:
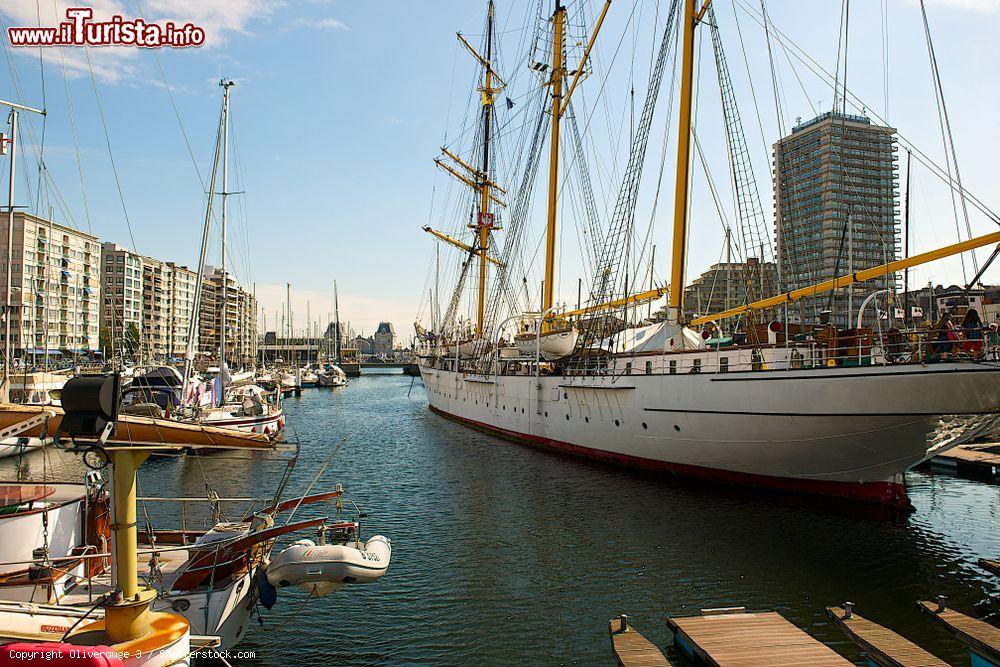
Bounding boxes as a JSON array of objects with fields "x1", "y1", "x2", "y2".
[
  {"x1": 182, "y1": 90, "x2": 226, "y2": 392},
  {"x1": 0, "y1": 100, "x2": 43, "y2": 401},
  {"x1": 667, "y1": 0, "x2": 704, "y2": 324},
  {"x1": 219, "y1": 79, "x2": 234, "y2": 369},
  {"x1": 334, "y1": 280, "x2": 342, "y2": 364}
]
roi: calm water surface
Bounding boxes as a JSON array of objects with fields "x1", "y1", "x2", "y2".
[{"x1": 7, "y1": 370, "x2": 999, "y2": 665}]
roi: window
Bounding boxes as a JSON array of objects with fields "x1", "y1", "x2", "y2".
[
  {"x1": 625, "y1": 362, "x2": 632, "y2": 375},
  {"x1": 645, "y1": 361, "x2": 653, "y2": 375},
  {"x1": 669, "y1": 360, "x2": 677, "y2": 374},
  {"x1": 692, "y1": 358, "x2": 702, "y2": 374},
  {"x1": 720, "y1": 357, "x2": 729, "y2": 373}
]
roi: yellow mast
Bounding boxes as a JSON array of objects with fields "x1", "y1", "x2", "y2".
[
  {"x1": 667, "y1": 0, "x2": 709, "y2": 323},
  {"x1": 537, "y1": 0, "x2": 611, "y2": 330},
  {"x1": 475, "y1": 0, "x2": 497, "y2": 337},
  {"x1": 541, "y1": 1, "x2": 566, "y2": 328}
]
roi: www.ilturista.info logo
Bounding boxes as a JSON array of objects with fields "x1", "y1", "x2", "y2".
[{"x1": 7, "y1": 8, "x2": 205, "y2": 48}]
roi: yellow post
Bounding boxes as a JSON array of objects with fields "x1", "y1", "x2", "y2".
[
  {"x1": 542, "y1": 1, "x2": 566, "y2": 329},
  {"x1": 667, "y1": 0, "x2": 702, "y2": 323},
  {"x1": 105, "y1": 448, "x2": 156, "y2": 643}
]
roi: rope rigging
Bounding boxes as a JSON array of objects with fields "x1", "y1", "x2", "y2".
[{"x1": 571, "y1": 0, "x2": 680, "y2": 370}]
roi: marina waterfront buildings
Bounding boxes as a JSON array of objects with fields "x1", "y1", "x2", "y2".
[
  {"x1": 373, "y1": 321, "x2": 396, "y2": 356},
  {"x1": 100, "y1": 243, "x2": 145, "y2": 359},
  {"x1": 198, "y1": 266, "x2": 258, "y2": 366},
  {"x1": 773, "y1": 111, "x2": 899, "y2": 327},
  {"x1": 684, "y1": 257, "x2": 778, "y2": 321},
  {"x1": 0, "y1": 212, "x2": 101, "y2": 360},
  {"x1": 101, "y1": 245, "x2": 256, "y2": 365}
]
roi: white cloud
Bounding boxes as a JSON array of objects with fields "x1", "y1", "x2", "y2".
[
  {"x1": 144, "y1": 0, "x2": 283, "y2": 40},
  {"x1": 282, "y1": 16, "x2": 348, "y2": 32},
  {"x1": 314, "y1": 17, "x2": 347, "y2": 30}
]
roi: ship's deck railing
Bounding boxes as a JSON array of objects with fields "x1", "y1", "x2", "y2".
[{"x1": 420, "y1": 325, "x2": 1000, "y2": 377}]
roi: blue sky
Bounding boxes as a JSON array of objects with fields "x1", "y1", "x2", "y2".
[{"x1": 0, "y1": 0, "x2": 998, "y2": 337}]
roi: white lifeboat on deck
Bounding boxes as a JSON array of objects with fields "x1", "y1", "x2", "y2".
[{"x1": 266, "y1": 533, "x2": 391, "y2": 597}]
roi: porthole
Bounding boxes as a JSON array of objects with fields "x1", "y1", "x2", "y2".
[
  {"x1": 565, "y1": 414, "x2": 570, "y2": 421},
  {"x1": 545, "y1": 411, "x2": 548, "y2": 417},
  {"x1": 615, "y1": 419, "x2": 620, "y2": 427},
  {"x1": 642, "y1": 423, "x2": 648, "y2": 430},
  {"x1": 585, "y1": 416, "x2": 589, "y2": 423},
  {"x1": 563, "y1": 392, "x2": 568, "y2": 399},
  {"x1": 674, "y1": 424, "x2": 680, "y2": 432}
]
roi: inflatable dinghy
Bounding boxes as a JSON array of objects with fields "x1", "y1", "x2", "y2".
[{"x1": 267, "y1": 534, "x2": 391, "y2": 596}]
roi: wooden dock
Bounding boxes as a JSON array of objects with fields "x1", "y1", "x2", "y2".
[
  {"x1": 930, "y1": 443, "x2": 1000, "y2": 478},
  {"x1": 667, "y1": 608, "x2": 851, "y2": 666},
  {"x1": 826, "y1": 605, "x2": 948, "y2": 667},
  {"x1": 918, "y1": 599, "x2": 1000, "y2": 666},
  {"x1": 608, "y1": 616, "x2": 672, "y2": 667},
  {"x1": 979, "y1": 558, "x2": 1000, "y2": 577}
]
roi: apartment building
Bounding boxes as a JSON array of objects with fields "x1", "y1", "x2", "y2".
[{"x1": 0, "y1": 212, "x2": 101, "y2": 360}]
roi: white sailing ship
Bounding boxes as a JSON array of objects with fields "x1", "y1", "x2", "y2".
[{"x1": 416, "y1": 0, "x2": 1000, "y2": 509}]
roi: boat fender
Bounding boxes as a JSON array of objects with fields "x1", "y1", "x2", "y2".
[{"x1": 256, "y1": 567, "x2": 277, "y2": 610}]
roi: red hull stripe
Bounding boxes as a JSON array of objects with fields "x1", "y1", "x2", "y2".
[{"x1": 429, "y1": 405, "x2": 911, "y2": 509}]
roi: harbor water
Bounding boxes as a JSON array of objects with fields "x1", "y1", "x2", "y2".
[{"x1": 7, "y1": 370, "x2": 999, "y2": 665}]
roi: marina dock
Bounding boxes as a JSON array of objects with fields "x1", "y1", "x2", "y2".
[
  {"x1": 929, "y1": 443, "x2": 1000, "y2": 478},
  {"x1": 667, "y1": 607, "x2": 851, "y2": 666},
  {"x1": 608, "y1": 615, "x2": 672, "y2": 667},
  {"x1": 918, "y1": 598, "x2": 1000, "y2": 666},
  {"x1": 827, "y1": 604, "x2": 948, "y2": 667}
]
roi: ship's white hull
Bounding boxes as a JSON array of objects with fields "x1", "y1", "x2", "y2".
[{"x1": 420, "y1": 361, "x2": 1000, "y2": 507}]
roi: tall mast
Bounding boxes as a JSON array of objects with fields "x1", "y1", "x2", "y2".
[
  {"x1": 474, "y1": 1, "x2": 497, "y2": 337},
  {"x1": 541, "y1": 0, "x2": 566, "y2": 323},
  {"x1": 219, "y1": 79, "x2": 234, "y2": 368},
  {"x1": 0, "y1": 100, "x2": 43, "y2": 400},
  {"x1": 286, "y1": 283, "x2": 292, "y2": 366},
  {"x1": 903, "y1": 149, "x2": 912, "y2": 326},
  {"x1": 334, "y1": 280, "x2": 341, "y2": 364},
  {"x1": 2, "y1": 109, "x2": 17, "y2": 401},
  {"x1": 667, "y1": 0, "x2": 703, "y2": 323},
  {"x1": 182, "y1": 91, "x2": 226, "y2": 393}
]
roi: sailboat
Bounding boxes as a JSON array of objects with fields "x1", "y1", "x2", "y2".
[
  {"x1": 179, "y1": 80, "x2": 284, "y2": 437},
  {"x1": 416, "y1": 0, "x2": 1000, "y2": 509},
  {"x1": 0, "y1": 376, "x2": 391, "y2": 657},
  {"x1": 318, "y1": 281, "x2": 349, "y2": 387}
]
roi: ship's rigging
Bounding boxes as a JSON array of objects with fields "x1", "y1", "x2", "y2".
[{"x1": 417, "y1": 0, "x2": 1000, "y2": 358}]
